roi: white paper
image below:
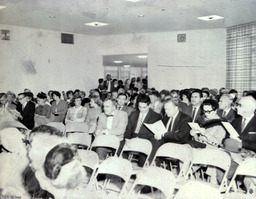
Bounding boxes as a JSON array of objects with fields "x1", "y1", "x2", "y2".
[
  {"x1": 144, "y1": 120, "x2": 167, "y2": 137},
  {"x1": 248, "y1": 132, "x2": 256, "y2": 135},
  {"x1": 188, "y1": 122, "x2": 202, "y2": 131},
  {"x1": 221, "y1": 122, "x2": 241, "y2": 141}
]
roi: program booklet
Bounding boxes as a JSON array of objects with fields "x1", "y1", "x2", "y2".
[
  {"x1": 221, "y1": 122, "x2": 241, "y2": 141},
  {"x1": 144, "y1": 120, "x2": 167, "y2": 137}
]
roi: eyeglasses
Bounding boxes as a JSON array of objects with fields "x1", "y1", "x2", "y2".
[{"x1": 203, "y1": 110, "x2": 214, "y2": 114}]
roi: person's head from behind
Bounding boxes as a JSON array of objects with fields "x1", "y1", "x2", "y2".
[
  {"x1": 37, "y1": 92, "x2": 48, "y2": 106},
  {"x1": 164, "y1": 99, "x2": 179, "y2": 118},
  {"x1": 117, "y1": 93, "x2": 127, "y2": 107},
  {"x1": 201, "y1": 99, "x2": 219, "y2": 120},
  {"x1": 236, "y1": 96, "x2": 256, "y2": 118},
  {"x1": 190, "y1": 89, "x2": 203, "y2": 107},
  {"x1": 103, "y1": 99, "x2": 116, "y2": 115},
  {"x1": 0, "y1": 93, "x2": 7, "y2": 105},
  {"x1": 137, "y1": 94, "x2": 151, "y2": 114},
  {"x1": 24, "y1": 88, "x2": 31, "y2": 93}
]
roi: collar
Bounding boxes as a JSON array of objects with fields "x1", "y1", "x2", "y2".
[{"x1": 243, "y1": 114, "x2": 254, "y2": 122}]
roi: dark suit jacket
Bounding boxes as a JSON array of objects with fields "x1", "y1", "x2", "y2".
[
  {"x1": 124, "y1": 109, "x2": 161, "y2": 141},
  {"x1": 178, "y1": 101, "x2": 188, "y2": 113},
  {"x1": 162, "y1": 111, "x2": 192, "y2": 144},
  {"x1": 103, "y1": 80, "x2": 115, "y2": 92},
  {"x1": 231, "y1": 114, "x2": 256, "y2": 152},
  {"x1": 183, "y1": 104, "x2": 203, "y2": 123},
  {"x1": 19, "y1": 101, "x2": 35, "y2": 129},
  {"x1": 121, "y1": 105, "x2": 134, "y2": 116},
  {"x1": 217, "y1": 108, "x2": 237, "y2": 123}
]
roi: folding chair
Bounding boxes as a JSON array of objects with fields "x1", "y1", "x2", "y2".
[
  {"x1": 127, "y1": 166, "x2": 175, "y2": 199},
  {"x1": 174, "y1": 180, "x2": 223, "y2": 199},
  {"x1": 65, "y1": 122, "x2": 89, "y2": 133},
  {"x1": 90, "y1": 134, "x2": 120, "y2": 160},
  {"x1": 120, "y1": 138, "x2": 152, "y2": 168},
  {"x1": 151, "y1": 143, "x2": 192, "y2": 180},
  {"x1": 185, "y1": 148, "x2": 231, "y2": 192},
  {"x1": 226, "y1": 158, "x2": 256, "y2": 195},
  {"x1": 88, "y1": 157, "x2": 133, "y2": 198},
  {"x1": 77, "y1": 149, "x2": 99, "y2": 185},
  {"x1": 47, "y1": 122, "x2": 66, "y2": 134},
  {"x1": 67, "y1": 132, "x2": 92, "y2": 149}
]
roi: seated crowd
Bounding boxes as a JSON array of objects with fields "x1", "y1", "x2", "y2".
[{"x1": 1, "y1": 74, "x2": 256, "y2": 198}]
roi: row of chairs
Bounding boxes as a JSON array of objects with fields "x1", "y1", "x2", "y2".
[{"x1": 69, "y1": 133, "x2": 256, "y2": 198}]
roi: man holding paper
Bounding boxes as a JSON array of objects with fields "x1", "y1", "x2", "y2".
[{"x1": 156, "y1": 99, "x2": 192, "y2": 144}]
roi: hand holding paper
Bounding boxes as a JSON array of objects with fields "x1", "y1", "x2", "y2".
[{"x1": 144, "y1": 120, "x2": 167, "y2": 138}]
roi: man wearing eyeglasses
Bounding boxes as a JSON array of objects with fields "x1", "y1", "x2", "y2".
[{"x1": 17, "y1": 92, "x2": 35, "y2": 130}]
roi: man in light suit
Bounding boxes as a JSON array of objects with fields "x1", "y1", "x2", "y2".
[
  {"x1": 116, "y1": 93, "x2": 134, "y2": 116},
  {"x1": 95, "y1": 98, "x2": 128, "y2": 160},
  {"x1": 217, "y1": 94, "x2": 237, "y2": 122}
]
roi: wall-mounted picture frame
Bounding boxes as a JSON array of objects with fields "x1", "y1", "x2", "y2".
[{"x1": 1, "y1": 30, "x2": 10, "y2": 40}]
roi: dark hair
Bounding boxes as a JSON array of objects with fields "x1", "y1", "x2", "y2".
[
  {"x1": 44, "y1": 143, "x2": 76, "y2": 180},
  {"x1": 52, "y1": 91, "x2": 61, "y2": 98},
  {"x1": 0, "y1": 93, "x2": 7, "y2": 98},
  {"x1": 229, "y1": 89, "x2": 238, "y2": 94},
  {"x1": 202, "y1": 90, "x2": 210, "y2": 98},
  {"x1": 30, "y1": 125, "x2": 63, "y2": 137},
  {"x1": 149, "y1": 90, "x2": 160, "y2": 98},
  {"x1": 66, "y1": 90, "x2": 74, "y2": 97},
  {"x1": 117, "y1": 93, "x2": 127, "y2": 99},
  {"x1": 180, "y1": 89, "x2": 191, "y2": 101},
  {"x1": 191, "y1": 89, "x2": 203, "y2": 98},
  {"x1": 98, "y1": 78, "x2": 104, "y2": 84},
  {"x1": 69, "y1": 94, "x2": 82, "y2": 107},
  {"x1": 201, "y1": 99, "x2": 219, "y2": 111},
  {"x1": 37, "y1": 92, "x2": 47, "y2": 99},
  {"x1": 137, "y1": 94, "x2": 151, "y2": 105}
]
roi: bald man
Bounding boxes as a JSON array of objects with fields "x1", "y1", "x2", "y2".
[{"x1": 217, "y1": 94, "x2": 237, "y2": 122}]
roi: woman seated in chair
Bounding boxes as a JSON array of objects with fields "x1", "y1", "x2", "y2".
[
  {"x1": 190, "y1": 99, "x2": 226, "y2": 148},
  {"x1": 65, "y1": 95, "x2": 88, "y2": 124},
  {"x1": 34, "y1": 92, "x2": 51, "y2": 126}
]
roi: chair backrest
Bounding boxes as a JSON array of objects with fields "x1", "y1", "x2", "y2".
[
  {"x1": 65, "y1": 122, "x2": 89, "y2": 133},
  {"x1": 120, "y1": 138, "x2": 152, "y2": 167},
  {"x1": 67, "y1": 132, "x2": 92, "y2": 149},
  {"x1": 77, "y1": 149, "x2": 99, "y2": 171},
  {"x1": 47, "y1": 122, "x2": 66, "y2": 134},
  {"x1": 89, "y1": 157, "x2": 133, "y2": 197},
  {"x1": 226, "y1": 158, "x2": 256, "y2": 193},
  {"x1": 90, "y1": 134, "x2": 120, "y2": 155},
  {"x1": 128, "y1": 166, "x2": 175, "y2": 199},
  {"x1": 151, "y1": 143, "x2": 192, "y2": 178},
  {"x1": 175, "y1": 180, "x2": 223, "y2": 199},
  {"x1": 185, "y1": 148, "x2": 231, "y2": 192}
]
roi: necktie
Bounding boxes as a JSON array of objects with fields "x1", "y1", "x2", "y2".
[
  {"x1": 192, "y1": 108, "x2": 196, "y2": 122},
  {"x1": 222, "y1": 111, "x2": 226, "y2": 118},
  {"x1": 135, "y1": 114, "x2": 145, "y2": 133},
  {"x1": 166, "y1": 117, "x2": 173, "y2": 132},
  {"x1": 241, "y1": 118, "x2": 247, "y2": 132}
]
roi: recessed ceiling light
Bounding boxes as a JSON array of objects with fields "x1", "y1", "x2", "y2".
[
  {"x1": 126, "y1": 0, "x2": 141, "y2": 2},
  {"x1": 138, "y1": 14, "x2": 145, "y2": 17},
  {"x1": 137, "y1": 55, "x2": 148, "y2": 59},
  {"x1": 49, "y1": 16, "x2": 56, "y2": 18},
  {"x1": 84, "y1": 21, "x2": 109, "y2": 27},
  {"x1": 0, "y1": 5, "x2": 6, "y2": 9},
  {"x1": 113, "y1": 60, "x2": 123, "y2": 63},
  {"x1": 123, "y1": 65, "x2": 130, "y2": 68},
  {"x1": 198, "y1": 15, "x2": 224, "y2": 21}
]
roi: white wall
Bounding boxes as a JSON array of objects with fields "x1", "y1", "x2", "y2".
[
  {"x1": 0, "y1": 24, "x2": 101, "y2": 95},
  {"x1": 0, "y1": 24, "x2": 226, "y2": 95}
]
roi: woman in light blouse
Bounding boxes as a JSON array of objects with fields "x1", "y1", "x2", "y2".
[
  {"x1": 50, "y1": 91, "x2": 68, "y2": 123},
  {"x1": 65, "y1": 95, "x2": 87, "y2": 124}
]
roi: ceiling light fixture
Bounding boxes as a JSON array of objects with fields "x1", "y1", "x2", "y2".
[
  {"x1": 123, "y1": 65, "x2": 130, "y2": 68},
  {"x1": 126, "y1": 0, "x2": 141, "y2": 2},
  {"x1": 138, "y1": 14, "x2": 145, "y2": 17},
  {"x1": 198, "y1": 15, "x2": 224, "y2": 21},
  {"x1": 113, "y1": 61, "x2": 123, "y2": 63},
  {"x1": 137, "y1": 55, "x2": 148, "y2": 59},
  {"x1": 0, "y1": 5, "x2": 6, "y2": 9},
  {"x1": 84, "y1": 21, "x2": 109, "y2": 27}
]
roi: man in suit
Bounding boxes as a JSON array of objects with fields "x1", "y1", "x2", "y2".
[
  {"x1": 221, "y1": 95, "x2": 256, "y2": 181},
  {"x1": 17, "y1": 92, "x2": 35, "y2": 130},
  {"x1": 124, "y1": 94, "x2": 161, "y2": 166},
  {"x1": 156, "y1": 99, "x2": 192, "y2": 144},
  {"x1": 103, "y1": 74, "x2": 114, "y2": 92},
  {"x1": 217, "y1": 94, "x2": 237, "y2": 122},
  {"x1": 170, "y1": 90, "x2": 188, "y2": 114},
  {"x1": 149, "y1": 90, "x2": 163, "y2": 114},
  {"x1": 95, "y1": 98, "x2": 128, "y2": 160},
  {"x1": 183, "y1": 89, "x2": 203, "y2": 123},
  {"x1": 116, "y1": 93, "x2": 134, "y2": 116}
]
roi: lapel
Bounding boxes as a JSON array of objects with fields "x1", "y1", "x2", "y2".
[
  {"x1": 143, "y1": 110, "x2": 152, "y2": 124},
  {"x1": 242, "y1": 114, "x2": 256, "y2": 135},
  {"x1": 111, "y1": 110, "x2": 118, "y2": 128},
  {"x1": 171, "y1": 112, "x2": 181, "y2": 133}
]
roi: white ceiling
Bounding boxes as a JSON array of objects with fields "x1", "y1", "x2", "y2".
[{"x1": 0, "y1": 0, "x2": 255, "y2": 35}]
